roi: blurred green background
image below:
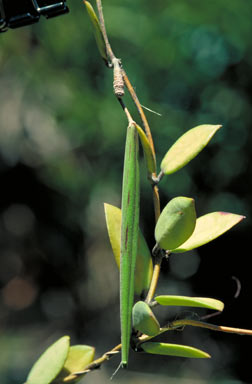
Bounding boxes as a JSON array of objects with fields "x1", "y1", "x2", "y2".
[{"x1": 0, "y1": 0, "x2": 252, "y2": 383}]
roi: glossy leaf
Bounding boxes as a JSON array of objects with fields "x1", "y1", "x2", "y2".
[
  {"x1": 135, "y1": 124, "x2": 156, "y2": 174},
  {"x1": 161, "y1": 124, "x2": 221, "y2": 175},
  {"x1": 172, "y1": 212, "x2": 245, "y2": 253},
  {"x1": 84, "y1": 1, "x2": 108, "y2": 63},
  {"x1": 132, "y1": 301, "x2": 160, "y2": 336},
  {"x1": 26, "y1": 336, "x2": 70, "y2": 384},
  {"x1": 155, "y1": 196, "x2": 196, "y2": 250},
  {"x1": 142, "y1": 342, "x2": 210, "y2": 358},
  {"x1": 155, "y1": 295, "x2": 224, "y2": 311},
  {"x1": 104, "y1": 203, "x2": 153, "y2": 295}
]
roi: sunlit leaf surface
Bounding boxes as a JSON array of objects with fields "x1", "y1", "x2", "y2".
[
  {"x1": 172, "y1": 212, "x2": 245, "y2": 253},
  {"x1": 155, "y1": 295, "x2": 224, "y2": 311},
  {"x1": 161, "y1": 124, "x2": 221, "y2": 175},
  {"x1": 26, "y1": 336, "x2": 70, "y2": 384},
  {"x1": 142, "y1": 342, "x2": 210, "y2": 358}
]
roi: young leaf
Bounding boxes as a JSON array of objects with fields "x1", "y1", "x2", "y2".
[
  {"x1": 155, "y1": 295, "x2": 224, "y2": 311},
  {"x1": 135, "y1": 124, "x2": 156, "y2": 175},
  {"x1": 104, "y1": 203, "x2": 153, "y2": 295},
  {"x1": 26, "y1": 336, "x2": 70, "y2": 384},
  {"x1": 54, "y1": 345, "x2": 95, "y2": 382},
  {"x1": 172, "y1": 212, "x2": 245, "y2": 253},
  {"x1": 155, "y1": 196, "x2": 196, "y2": 250},
  {"x1": 132, "y1": 301, "x2": 160, "y2": 336},
  {"x1": 120, "y1": 123, "x2": 140, "y2": 367},
  {"x1": 84, "y1": 1, "x2": 108, "y2": 63},
  {"x1": 141, "y1": 342, "x2": 210, "y2": 358},
  {"x1": 161, "y1": 124, "x2": 221, "y2": 175}
]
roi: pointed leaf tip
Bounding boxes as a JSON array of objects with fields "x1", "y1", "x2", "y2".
[
  {"x1": 142, "y1": 342, "x2": 210, "y2": 359},
  {"x1": 161, "y1": 124, "x2": 221, "y2": 175},
  {"x1": 155, "y1": 295, "x2": 224, "y2": 311},
  {"x1": 172, "y1": 212, "x2": 245, "y2": 253},
  {"x1": 135, "y1": 124, "x2": 156, "y2": 174},
  {"x1": 84, "y1": 1, "x2": 108, "y2": 62}
]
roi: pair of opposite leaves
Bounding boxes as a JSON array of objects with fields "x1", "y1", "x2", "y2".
[
  {"x1": 25, "y1": 336, "x2": 95, "y2": 384},
  {"x1": 105, "y1": 201, "x2": 244, "y2": 296},
  {"x1": 132, "y1": 297, "x2": 224, "y2": 359}
]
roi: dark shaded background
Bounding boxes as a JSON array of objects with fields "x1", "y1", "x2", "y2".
[{"x1": 0, "y1": 1, "x2": 252, "y2": 383}]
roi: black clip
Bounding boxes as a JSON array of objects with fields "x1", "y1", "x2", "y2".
[
  {"x1": 0, "y1": 0, "x2": 68, "y2": 32},
  {"x1": 32, "y1": 0, "x2": 69, "y2": 19}
]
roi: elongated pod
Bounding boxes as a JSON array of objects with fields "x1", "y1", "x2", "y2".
[{"x1": 120, "y1": 122, "x2": 140, "y2": 367}]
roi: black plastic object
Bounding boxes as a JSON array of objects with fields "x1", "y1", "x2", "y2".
[{"x1": 0, "y1": 0, "x2": 68, "y2": 32}]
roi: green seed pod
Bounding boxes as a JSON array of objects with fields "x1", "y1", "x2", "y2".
[
  {"x1": 132, "y1": 301, "x2": 160, "y2": 336},
  {"x1": 154, "y1": 196, "x2": 196, "y2": 250}
]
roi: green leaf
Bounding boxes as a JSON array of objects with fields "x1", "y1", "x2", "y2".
[
  {"x1": 161, "y1": 124, "x2": 221, "y2": 175},
  {"x1": 54, "y1": 345, "x2": 95, "y2": 383},
  {"x1": 104, "y1": 203, "x2": 153, "y2": 295},
  {"x1": 141, "y1": 342, "x2": 210, "y2": 358},
  {"x1": 135, "y1": 124, "x2": 156, "y2": 174},
  {"x1": 155, "y1": 295, "x2": 224, "y2": 311},
  {"x1": 64, "y1": 345, "x2": 95, "y2": 374},
  {"x1": 84, "y1": 1, "x2": 108, "y2": 63},
  {"x1": 172, "y1": 212, "x2": 245, "y2": 253},
  {"x1": 132, "y1": 301, "x2": 160, "y2": 336},
  {"x1": 154, "y1": 196, "x2": 196, "y2": 250},
  {"x1": 26, "y1": 336, "x2": 70, "y2": 384}
]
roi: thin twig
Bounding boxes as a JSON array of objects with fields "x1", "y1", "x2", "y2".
[
  {"x1": 145, "y1": 251, "x2": 163, "y2": 304},
  {"x1": 121, "y1": 70, "x2": 155, "y2": 157},
  {"x1": 63, "y1": 344, "x2": 122, "y2": 381},
  {"x1": 66, "y1": 317, "x2": 252, "y2": 379},
  {"x1": 137, "y1": 319, "x2": 252, "y2": 347},
  {"x1": 117, "y1": 98, "x2": 134, "y2": 126},
  {"x1": 167, "y1": 319, "x2": 252, "y2": 336},
  {"x1": 96, "y1": 0, "x2": 115, "y2": 60}
]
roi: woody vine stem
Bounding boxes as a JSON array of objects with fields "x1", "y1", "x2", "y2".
[{"x1": 77, "y1": 0, "x2": 252, "y2": 377}]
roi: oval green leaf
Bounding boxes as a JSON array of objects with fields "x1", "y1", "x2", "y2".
[
  {"x1": 132, "y1": 301, "x2": 160, "y2": 336},
  {"x1": 155, "y1": 295, "x2": 224, "y2": 311},
  {"x1": 104, "y1": 203, "x2": 153, "y2": 294},
  {"x1": 135, "y1": 124, "x2": 156, "y2": 174},
  {"x1": 64, "y1": 345, "x2": 95, "y2": 374},
  {"x1": 155, "y1": 196, "x2": 196, "y2": 250},
  {"x1": 26, "y1": 336, "x2": 70, "y2": 384},
  {"x1": 161, "y1": 124, "x2": 221, "y2": 175},
  {"x1": 54, "y1": 345, "x2": 95, "y2": 383},
  {"x1": 84, "y1": 1, "x2": 108, "y2": 63},
  {"x1": 142, "y1": 342, "x2": 210, "y2": 358},
  {"x1": 172, "y1": 212, "x2": 245, "y2": 253}
]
